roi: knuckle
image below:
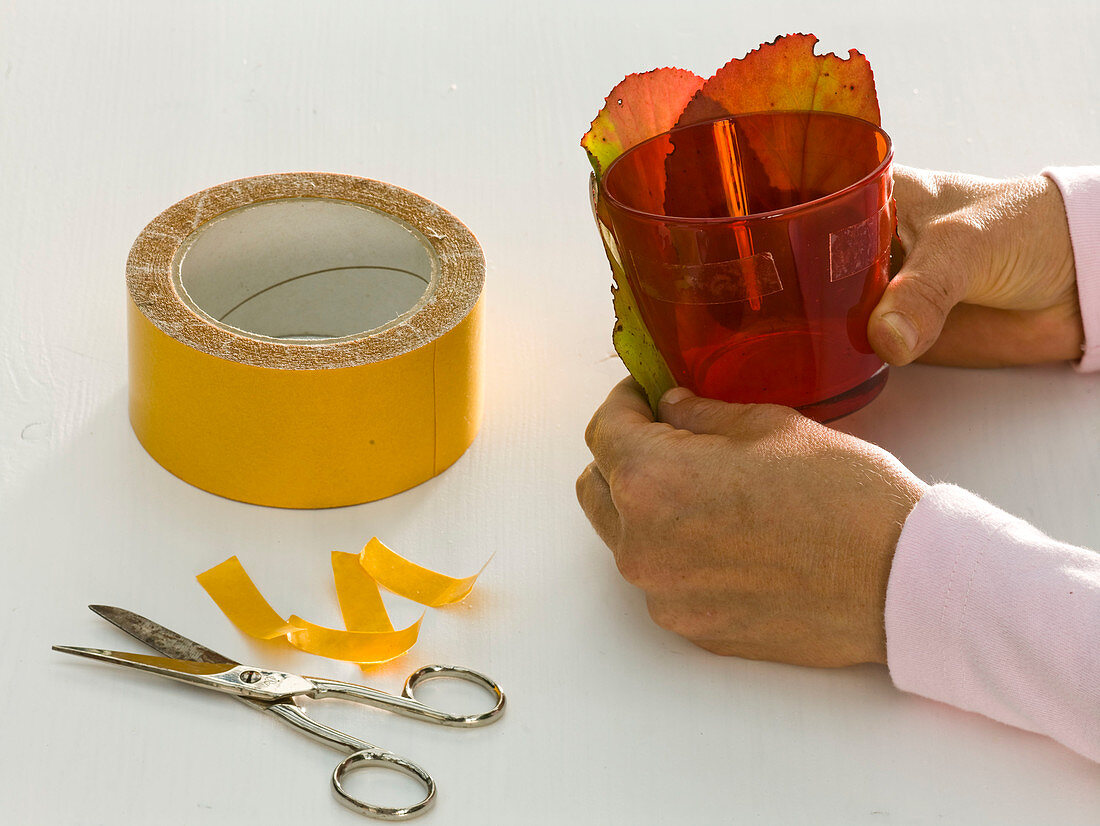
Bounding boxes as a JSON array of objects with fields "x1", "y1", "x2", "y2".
[
  {"x1": 733, "y1": 403, "x2": 801, "y2": 446},
  {"x1": 609, "y1": 457, "x2": 663, "y2": 516},
  {"x1": 894, "y1": 219, "x2": 918, "y2": 255},
  {"x1": 574, "y1": 468, "x2": 591, "y2": 504},
  {"x1": 645, "y1": 599, "x2": 713, "y2": 639},
  {"x1": 936, "y1": 210, "x2": 989, "y2": 239},
  {"x1": 892, "y1": 167, "x2": 934, "y2": 217},
  {"x1": 613, "y1": 546, "x2": 654, "y2": 586},
  {"x1": 675, "y1": 396, "x2": 714, "y2": 424},
  {"x1": 693, "y1": 638, "x2": 736, "y2": 656},
  {"x1": 748, "y1": 403, "x2": 799, "y2": 430},
  {"x1": 645, "y1": 598, "x2": 680, "y2": 632},
  {"x1": 899, "y1": 259, "x2": 961, "y2": 315},
  {"x1": 927, "y1": 211, "x2": 992, "y2": 256},
  {"x1": 583, "y1": 413, "x2": 602, "y2": 453}
]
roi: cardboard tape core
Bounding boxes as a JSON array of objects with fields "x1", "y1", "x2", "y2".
[{"x1": 175, "y1": 199, "x2": 437, "y2": 341}]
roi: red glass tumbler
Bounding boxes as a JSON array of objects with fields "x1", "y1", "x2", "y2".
[{"x1": 598, "y1": 111, "x2": 894, "y2": 421}]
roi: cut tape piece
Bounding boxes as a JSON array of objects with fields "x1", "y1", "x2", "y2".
[
  {"x1": 286, "y1": 614, "x2": 423, "y2": 664},
  {"x1": 196, "y1": 557, "x2": 301, "y2": 639},
  {"x1": 331, "y1": 551, "x2": 394, "y2": 633},
  {"x1": 829, "y1": 204, "x2": 891, "y2": 282},
  {"x1": 631, "y1": 252, "x2": 783, "y2": 305},
  {"x1": 360, "y1": 537, "x2": 488, "y2": 607}
]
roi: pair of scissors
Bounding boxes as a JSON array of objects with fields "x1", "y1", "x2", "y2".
[{"x1": 53, "y1": 605, "x2": 505, "y2": 820}]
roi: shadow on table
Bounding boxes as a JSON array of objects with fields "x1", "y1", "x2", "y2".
[{"x1": 837, "y1": 362, "x2": 1098, "y2": 530}]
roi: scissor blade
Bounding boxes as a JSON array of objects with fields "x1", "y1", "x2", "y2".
[
  {"x1": 53, "y1": 646, "x2": 236, "y2": 676},
  {"x1": 52, "y1": 645, "x2": 315, "y2": 701},
  {"x1": 88, "y1": 605, "x2": 237, "y2": 665}
]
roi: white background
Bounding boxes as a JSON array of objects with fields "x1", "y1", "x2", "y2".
[{"x1": 2, "y1": 1, "x2": 1099, "y2": 823}]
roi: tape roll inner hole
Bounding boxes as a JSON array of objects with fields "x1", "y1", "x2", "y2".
[{"x1": 174, "y1": 198, "x2": 437, "y2": 342}]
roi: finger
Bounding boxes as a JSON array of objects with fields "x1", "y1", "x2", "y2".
[
  {"x1": 657, "y1": 386, "x2": 791, "y2": 439},
  {"x1": 918, "y1": 301, "x2": 1086, "y2": 367},
  {"x1": 584, "y1": 376, "x2": 657, "y2": 478},
  {"x1": 867, "y1": 232, "x2": 976, "y2": 366},
  {"x1": 575, "y1": 462, "x2": 621, "y2": 549},
  {"x1": 892, "y1": 167, "x2": 992, "y2": 237},
  {"x1": 891, "y1": 165, "x2": 939, "y2": 241}
]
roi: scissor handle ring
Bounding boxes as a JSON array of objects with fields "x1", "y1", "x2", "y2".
[
  {"x1": 332, "y1": 748, "x2": 436, "y2": 821},
  {"x1": 402, "y1": 664, "x2": 506, "y2": 727}
]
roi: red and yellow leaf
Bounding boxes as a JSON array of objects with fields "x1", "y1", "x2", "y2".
[
  {"x1": 582, "y1": 68, "x2": 705, "y2": 180},
  {"x1": 677, "y1": 33, "x2": 880, "y2": 128}
]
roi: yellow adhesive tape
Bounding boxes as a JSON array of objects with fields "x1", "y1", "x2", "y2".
[
  {"x1": 196, "y1": 542, "x2": 490, "y2": 665},
  {"x1": 331, "y1": 551, "x2": 394, "y2": 632},
  {"x1": 127, "y1": 173, "x2": 485, "y2": 508},
  {"x1": 286, "y1": 616, "x2": 423, "y2": 664},
  {"x1": 360, "y1": 537, "x2": 488, "y2": 607},
  {"x1": 195, "y1": 557, "x2": 299, "y2": 639},
  {"x1": 197, "y1": 554, "x2": 424, "y2": 664}
]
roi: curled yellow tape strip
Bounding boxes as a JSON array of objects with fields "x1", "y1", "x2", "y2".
[
  {"x1": 286, "y1": 616, "x2": 422, "y2": 663},
  {"x1": 361, "y1": 537, "x2": 490, "y2": 607},
  {"x1": 331, "y1": 551, "x2": 394, "y2": 632},
  {"x1": 196, "y1": 540, "x2": 487, "y2": 665},
  {"x1": 195, "y1": 557, "x2": 298, "y2": 639}
]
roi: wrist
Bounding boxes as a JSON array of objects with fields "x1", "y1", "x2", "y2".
[
  {"x1": 865, "y1": 472, "x2": 928, "y2": 665},
  {"x1": 1042, "y1": 166, "x2": 1100, "y2": 370}
]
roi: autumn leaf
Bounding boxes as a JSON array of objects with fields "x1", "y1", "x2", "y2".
[
  {"x1": 676, "y1": 33, "x2": 880, "y2": 129},
  {"x1": 675, "y1": 34, "x2": 881, "y2": 205},
  {"x1": 582, "y1": 68, "x2": 705, "y2": 181},
  {"x1": 612, "y1": 256, "x2": 677, "y2": 409},
  {"x1": 589, "y1": 175, "x2": 676, "y2": 409},
  {"x1": 581, "y1": 69, "x2": 704, "y2": 409}
]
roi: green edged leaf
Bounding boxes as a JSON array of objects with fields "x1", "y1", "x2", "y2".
[
  {"x1": 610, "y1": 256, "x2": 676, "y2": 410},
  {"x1": 611, "y1": 276, "x2": 677, "y2": 410},
  {"x1": 590, "y1": 175, "x2": 675, "y2": 411}
]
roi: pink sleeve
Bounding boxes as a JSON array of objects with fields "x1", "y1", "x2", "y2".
[
  {"x1": 885, "y1": 484, "x2": 1100, "y2": 763},
  {"x1": 1042, "y1": 166, "x2": 1100, "y2": 372}
]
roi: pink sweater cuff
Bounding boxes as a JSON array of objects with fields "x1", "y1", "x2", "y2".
[
  {"x1": 885, "y1": 484, "x2": 1100, "y2": 763},
  {"x1": 1042, "y1": 166, "x2": 1100, "y2": 372}
]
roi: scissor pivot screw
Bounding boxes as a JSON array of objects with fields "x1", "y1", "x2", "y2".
[{"x1": 239, "y1": 670, "x2": 262, "y2": 684}]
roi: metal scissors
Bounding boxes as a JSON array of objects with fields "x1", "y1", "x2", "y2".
[{"x1": 53, "y1": 605, "x2": 505, "y2": 820}]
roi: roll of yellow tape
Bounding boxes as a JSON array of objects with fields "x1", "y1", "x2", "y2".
[{"x1": 127, "y1": 173, "x2": 484, "y2": 508}]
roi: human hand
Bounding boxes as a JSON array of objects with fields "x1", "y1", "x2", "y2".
[
  {"x1": 869, "y1": 166, "x2": 1083, "y2": 367},
  {"x1": 576, "y1": 379, "x2": 928, "y2": 667}
]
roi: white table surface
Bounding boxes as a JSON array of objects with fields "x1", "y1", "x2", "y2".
[{"x1": 3, "y1": 2, "x2": 1099, "y2": 823}]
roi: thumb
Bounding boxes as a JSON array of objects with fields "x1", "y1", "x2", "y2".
[
  {"x1": 868, "y1": 241, "x2": 972, "y2": 366},
  {"x1": 658, "y1": 386, "x2": 757, "y2": 436}
]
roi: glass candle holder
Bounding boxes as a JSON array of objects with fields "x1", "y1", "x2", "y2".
[{"x1": 597, "y1": 110, "x2": 894, "y2": 422}]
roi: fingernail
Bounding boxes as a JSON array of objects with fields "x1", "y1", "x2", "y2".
[
  {"x1": 661, "y1": 386, "x2": 693, "y2": 406},
  {"x1": 880, "y1": 311, "x2": 919, "y2": 355}
]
